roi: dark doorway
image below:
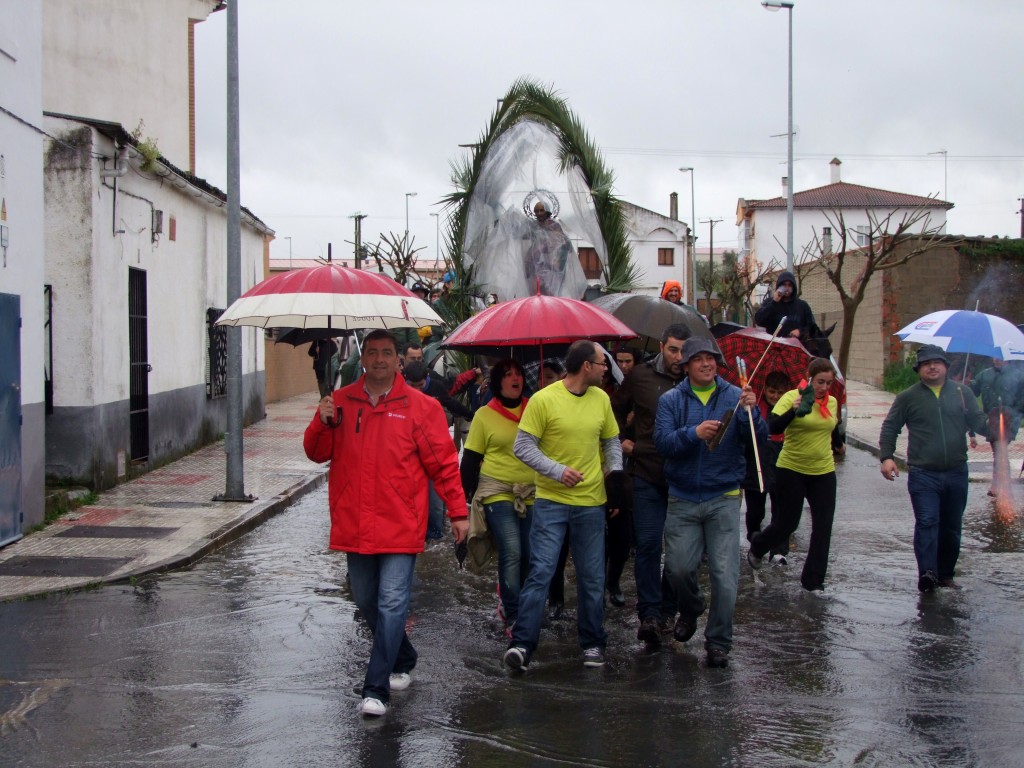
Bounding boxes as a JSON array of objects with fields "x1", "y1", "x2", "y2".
[
  {"x1": 128, "y1": 268, "x2": 150, "y2": 463},
  {"x1": 0, "y1": 292, "x2": 23, "y2": 546}
]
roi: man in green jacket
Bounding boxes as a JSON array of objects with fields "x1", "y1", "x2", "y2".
[{"x1": 879, "y1": 345, "x2": 988, "y2": 592}]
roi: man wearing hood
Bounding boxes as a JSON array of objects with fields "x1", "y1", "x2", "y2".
[{"x1": 754, "y1": 271, "x2": 819, "y2": 340}]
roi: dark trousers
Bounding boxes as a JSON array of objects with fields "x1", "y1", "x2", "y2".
[
  {"x1": 744, "y1": 488, "x2": 788, "y2": 558},
  {"x1": 605, "y1": 508, "x2": 632, "y2": 592},
  {"x1": 751, "y1": 468, "x2": 837, "y2": 591}
]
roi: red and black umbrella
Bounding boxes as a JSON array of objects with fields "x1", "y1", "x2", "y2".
[{"x1": 717, "y1": 327, "x2": 845, "y2": 404}]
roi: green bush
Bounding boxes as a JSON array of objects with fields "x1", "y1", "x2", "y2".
[{"x1": 883, "y1": 360, "x2": 919, "y2": 394}]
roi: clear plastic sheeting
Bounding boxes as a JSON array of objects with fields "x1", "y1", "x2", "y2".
[{"x1": 462, "y1": 119, "x2": 606, "y2": 301}]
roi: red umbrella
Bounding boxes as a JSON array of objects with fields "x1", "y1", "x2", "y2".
[
  {"x1": 717, "y1": 327, "x2": 845, "y2": 405},
  {"x1": 215, "y1": 264, "x2": 442, "y2": 331},
  {"x1": 441, "y1": 294, "x2": 637, "y2": 354}
]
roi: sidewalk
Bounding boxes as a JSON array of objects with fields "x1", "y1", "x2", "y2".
[
  {"x1": 0, "y1": 393, "x2": 328, "y2": 602},
  {"x1": 2, "y1": 383, "x2": 1020, "y2": 603}
]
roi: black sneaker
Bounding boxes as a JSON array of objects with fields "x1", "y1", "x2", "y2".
[
  {"x1": 706, "y1": 648, "x2": 729, "y2": 668},
  {"x1": 607, "y1": 586, "x2": 626, "y2": 607},
  {"x1": 746, "y1": 549, "x2": 763, "y2": 570},
  {"x1": 673, "y1": 614, "x2": 697, "y2": 643},
  {"x1": 582, "y1": 647, "x2": 606, "y2": 667},
  {"x1": 503, "y1": 646, "x2": 530, "y2": 672},
  {"x1": 918, "y1": 571, "x2": 938, "y2": 593},
  {"x1": 637, "y1": 616, "x2": 661, "y2": 646}
]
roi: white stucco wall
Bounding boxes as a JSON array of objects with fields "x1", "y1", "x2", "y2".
[
  {"x1": 42, "y1": 0, "x2": 220, "y2": 170},
  {"x1": 746, "y1": 206, "x2": 948, "y2": 270},
  {"x1": 0, "y1": 1, "x2": 46, "y2": 405},
  {"x1": 621, "y1": 202, "x2": 691, "y2": 297},
  {"x1": 44, "y1": 117, "x2": 267, "y2": 409}
]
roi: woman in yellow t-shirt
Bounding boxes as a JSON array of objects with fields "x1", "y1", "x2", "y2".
[
  {"x1": 461, "y1": 358, "x2": 536, "y2": 628},
  {"x1": 747, "y1": 358, "x2": 845, "y2": 594}
]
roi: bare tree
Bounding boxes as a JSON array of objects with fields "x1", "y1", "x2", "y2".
[
  {"x1": 800, "y1": 202, "x2": 953, "y2": 373},
  {"x1": 718, "y1": 252, "x2": 784, "y2": 324},
  {"x1": 367, "y1": 232, "x2": 429, "y2": 288}
]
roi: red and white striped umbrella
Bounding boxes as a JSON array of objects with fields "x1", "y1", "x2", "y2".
[{"x1": 215, "y1": 264, "x2": 443, "y2": 331}]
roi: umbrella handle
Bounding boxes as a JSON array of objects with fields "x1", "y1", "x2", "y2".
[{"x1": 746, "y1": 318, "x2": 786, "y2": 387}]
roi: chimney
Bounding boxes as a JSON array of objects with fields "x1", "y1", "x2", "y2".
[
  {"x1": 781, "y1": 176, "x2": 788, "y2": 197},
  {"x1": 830, "y1": 157, "x2": 842, "y2": 184},
  {"x1": 669, "y1": 192, "x2": 679, "y2": 220}
]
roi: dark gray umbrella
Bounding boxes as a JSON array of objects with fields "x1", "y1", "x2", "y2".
[
  {"x1": 590, "y1": 293, "x2": 713, "y2": 354},
  {"x1": 273, "y1": 327, "x2": 351, "y2": 347}
]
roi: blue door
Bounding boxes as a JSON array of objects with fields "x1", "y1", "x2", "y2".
[{"x1": 0, "y1": 292, "x2": 22, "y2": 546}]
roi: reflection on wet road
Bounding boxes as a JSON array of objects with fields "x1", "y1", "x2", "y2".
[{"x1": 1, "y1": 446, "x2": 1022, "y2": 767}]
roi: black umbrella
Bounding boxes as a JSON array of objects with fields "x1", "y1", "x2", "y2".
[
  {"x1": 710, "y1": 321, "x2": 747, "y2": 339},
  {"x1": 273, "y1": 327, "x2": 351, "y2": 347},
  {"x1": 590, "y1": 293, "x2": 713, "y2": 354}
]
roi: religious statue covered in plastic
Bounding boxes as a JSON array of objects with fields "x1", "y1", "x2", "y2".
[{"x1": 460, "y1": 119, "x2": 604, "y2": 302}]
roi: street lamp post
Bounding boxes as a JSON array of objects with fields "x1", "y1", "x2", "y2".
[
  {"x1": 678, "y1": 167, "x2": 697, "y2": 305},
  {"x1": 763, "y1": 0, "x2": 794, "y2": 272},
  {"x1": 430, "y1": 212, "x2": 440, "y2": 273},
  {"x1": 405, "y1": 192, "x2": 417, "y2": 242}
]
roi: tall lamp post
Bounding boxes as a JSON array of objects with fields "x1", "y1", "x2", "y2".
[
  {"x1": 405, "y1": 192, "x2": 417, "y2": 242},
  {"x1": 678, "y1": 167, "x2": 697, "y2": 305},
  {"x1": 430, "y1": 212, "x2": 440, "y2": 275},
  {"x1": 763, "y1": 0, "x2": 794, "y2": 272}
]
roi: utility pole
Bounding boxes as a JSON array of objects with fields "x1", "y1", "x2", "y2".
[
  {"x1": 1018, "y1": 198, "x2": 1024, "y2": 239},
  {"x1": 700, "y1": 217, "x2": 723, "y2": 322},
  {"x1": 350, "y1": 213, "x2": 367, "y2": 269}
]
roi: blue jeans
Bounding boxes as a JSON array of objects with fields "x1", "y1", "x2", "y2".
[
  {"x1": 346, "y1": 553, "x2": 418, "y2": 703},
  {"x1": 484, "y1": 501, "x2": 533, "y2": 625},
  {"x1": 631, "y1": 476, "x2": 679, "y2": 621},
  {"x1": 511, "y1": 500, "x2": 607, "y2": 654},
  {"x1": 426, "y1": 481, "x2": 445, "y2": 541},
  {"x1": 664, "y1": 494, "x2": 741, "y2": 653},
  {"x1": 907, "y1": 465, "x2": 968, "y2": 580}
]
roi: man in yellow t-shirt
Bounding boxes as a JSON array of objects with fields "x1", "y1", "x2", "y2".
[{"x1": 503, "y1": 341, "x2": 627, "y2": 672}]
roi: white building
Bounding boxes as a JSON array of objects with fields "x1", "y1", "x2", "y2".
[
  {"x1": 618, "y1": 197, "x2": 692, "y2": 299},
  {"x1": 736, "y1": 158, "x2": 952, "y2": 272},
  {"x1": 0, "y1": 1, "x2": 46, "y2": 538},
  {"x1": 39, "y1": 0, "x2": 273, "y2": 490}
]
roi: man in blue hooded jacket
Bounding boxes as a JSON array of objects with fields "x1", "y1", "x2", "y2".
[{"x1": 654, "y1": 338, "x2": 765, "y2": 668}]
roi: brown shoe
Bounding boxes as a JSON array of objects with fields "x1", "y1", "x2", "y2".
[
  {"x1": 673, "y1": 614, "x2": 697, "y2": 643},
  {"x1": 937, "y1": 577, "x2": 962, "y2": 590},
  {"x1": 706, "y1": 648, "x2": 729, "y2": 668}
]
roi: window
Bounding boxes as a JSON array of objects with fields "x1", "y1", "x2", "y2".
[
  {"x1": 854, "y1": 226, "x2": 870, "y2": 247},
  {"x1": 822, "y1": 226, "x2": 832, "y2": 255},
  {"x1": 658, "y1": 247, "x2": 674, "y2": 266},
  {"x1": 578, "y1": 247, "x2": 602, "y2": 279},
  {"x1": 206, "y1": 308, "x2": 228, "y2": 399}
]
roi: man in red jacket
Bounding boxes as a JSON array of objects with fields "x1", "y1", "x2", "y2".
[{"x1": 304, "y1": 329, "x2": 468, "y2": 718}]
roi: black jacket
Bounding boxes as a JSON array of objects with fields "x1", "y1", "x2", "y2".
[{"x1": 754, "y1": 270, "x2": 819, "y2": 338}]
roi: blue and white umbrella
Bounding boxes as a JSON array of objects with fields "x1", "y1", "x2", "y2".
[{"x1": 896, "y1": 309, "x2": 1024, "y2": 362}]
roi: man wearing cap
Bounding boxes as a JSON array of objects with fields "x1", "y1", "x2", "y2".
[
  {"x1": 653, "y1": 337, "x2": 763, "y2": 668},
  {"x1": 754, "y1": 271, "x2": 819, "y2": 340},
  {"x1": 879, "y1": 344, "x2": 988, "y2": 592}
]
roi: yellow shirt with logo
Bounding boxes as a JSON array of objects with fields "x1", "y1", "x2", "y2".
[
  {"x1": 518, "y1": 382, "x2": 619, "y2": 506},
  {"x1": 773, "y1": 388, "x2": 838, "y2": 476},
  {"x1": 463, "y1": 402, "x2": 534, "y2": 504}
]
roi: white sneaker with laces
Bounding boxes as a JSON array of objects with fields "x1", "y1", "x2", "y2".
[
  {"x1": 389, "y1": 672, "x2": 411, "y2": 691},
  {"x1": 359, "y1": 697, "x2": 387, "y2": 717},
  {"x1": 770, "y1": 553, "x2": 788, "y2": 566}
]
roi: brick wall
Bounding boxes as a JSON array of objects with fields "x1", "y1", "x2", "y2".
[{"x1": 265, "y1": 339, "x2": 318, "y2": 403}]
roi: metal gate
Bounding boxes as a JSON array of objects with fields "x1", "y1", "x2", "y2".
[
  {"x1": 0, "y1": 292, "x2": 22, "y2": 546},
  {"x1": 128, "y1": 268, "x2": 150, "y2": 463}
]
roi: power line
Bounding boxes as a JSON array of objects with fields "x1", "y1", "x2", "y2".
[{"x1": 602, "y1": 146, "x2": 1024, "y2": 162}]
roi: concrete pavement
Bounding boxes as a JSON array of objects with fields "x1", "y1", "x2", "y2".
[{"x1": 1, "y1": 382, "x2": 1020, "y2": 602}]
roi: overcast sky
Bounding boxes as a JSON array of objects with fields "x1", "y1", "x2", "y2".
[{"x1": 193, "y1": 0, "x2": 1024, "y2": 267}]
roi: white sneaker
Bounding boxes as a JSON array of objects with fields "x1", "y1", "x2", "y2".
[
  {"x1": 359, "y1": 697, "x2": 387, "y2": 717},
  {"x1": 389, "y1": 672, "x2": 411, "y2": 691},
  {"x1": 770, "y1": 553, "x2": 788, "y2": 566}
]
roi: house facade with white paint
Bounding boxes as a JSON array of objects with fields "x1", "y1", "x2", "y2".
[
  {"x1": 736, "y1": 158, "x2": 952, "y2": 272},
  {"x1": 0, "y1": 1, "x2": 46, "y2": 538},
  {"x1": 618, "y1": 198, "x2": 692, "y2": 298},
  {"x1": 40, "y1": 0, "x2": 273, "y2": 490}
]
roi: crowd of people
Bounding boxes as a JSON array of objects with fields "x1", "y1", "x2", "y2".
[{"x1": 302, "y1": 296, "x2": 1018, "y2": 718}]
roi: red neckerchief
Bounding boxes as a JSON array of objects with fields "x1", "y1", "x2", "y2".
[
  {"x1": 798, "y1": 379, "x2": 833, "y2": 419},
  {"x1": 488, "y1": 396, "x2": 528, "y2": 423}
]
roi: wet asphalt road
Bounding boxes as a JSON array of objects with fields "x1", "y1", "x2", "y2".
[{"x1": 1, "y1": 445, "x2": 1023, "y2": 767}]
